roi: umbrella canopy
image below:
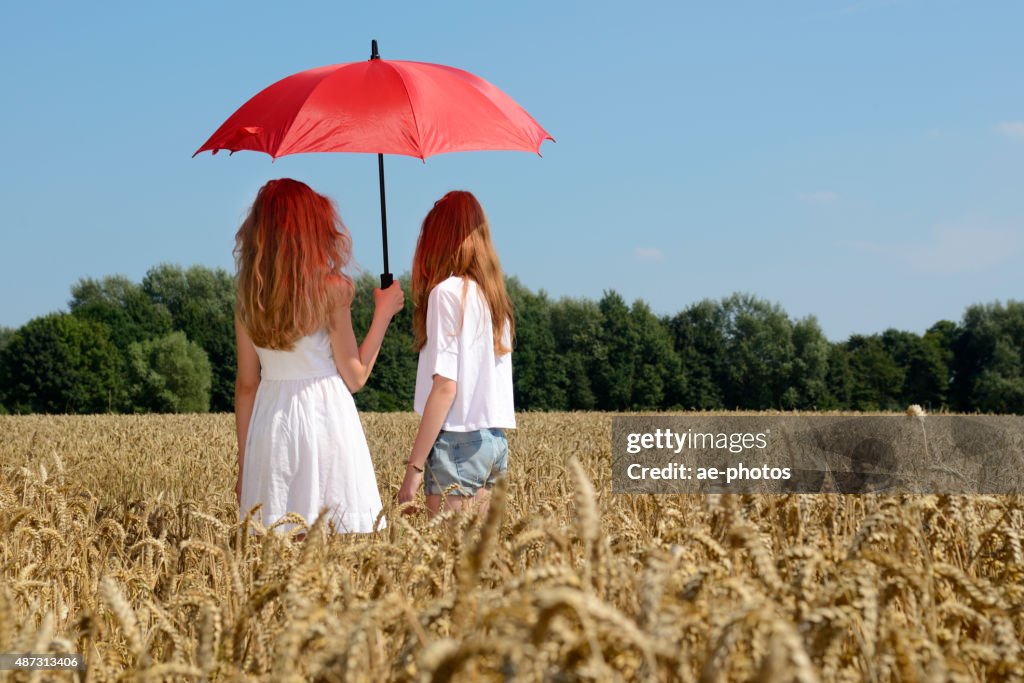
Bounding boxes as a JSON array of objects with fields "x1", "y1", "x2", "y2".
[
  {"x1": 194, "y1": 54, "x2": 552, "y2": 159},
  {"x1": 195, "y1": 42, "x2": 552, "y2": 287}
]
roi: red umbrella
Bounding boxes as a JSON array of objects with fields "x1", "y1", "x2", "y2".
[{"x1": 195, "y1": 40, "x2": 553, "y2": 287}]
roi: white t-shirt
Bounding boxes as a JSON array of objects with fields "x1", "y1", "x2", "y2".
[{"x1": 414, "y1": 276, "x2": 516, "y2": 431}]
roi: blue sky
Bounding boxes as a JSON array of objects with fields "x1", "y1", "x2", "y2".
[{"x1": 1, "y1": 1, "x2": 1021, "y2": 341}]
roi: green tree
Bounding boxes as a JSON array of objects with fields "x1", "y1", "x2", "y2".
[
  {"x1": 788, "y1": 316, "x2": 831, "y2": 409},
  {"x1": 846, "y1": 334, "x2": 904, "y2": 411},
  {"x1": 719, "y1": 293, "x2": 795, "y2": 410},
  {"x1": 507, "y1": 278, "x2": 567, "y2": 410},
  {"x1": 349, "y1": 273, "x2": 418, "y2": 412},
  {"x1": 0, "y1": 327, "x2": 13, "y2": 412},
  {"x1": 69, "y1": 275, "x2": 173, "y2": 348},
  {"x1": 0, "y1": 313, "x2": 123, "y2": 413},
  {"x1": 907, "y1": 331, "x2": 951, "y2": 410},
  {"x1": 924, "y1": 320, "x2": 958, "y2": 410},
  {"x1": 668, "y1": 300, "x2": 727, "y2": 410},
  {"x1": 879, "y1": 328, "x2": 944, "y2": 408},
  {"x1": 971, "y1": 339, "x2": 1024, "y2": 414},
  {"x1": 950, "y1": 301, "x2": 1024, "y2": 414},
  {"x1": 824, "y1": 342, "x2": 855, "y2": 409},
  {"x1": 0, "y1": 327, "x2": 14, "y2": 353},
  {"x1": 926, "y1": 319, "x2": 959, "y2": 353},
  {"x1": 630, "y1": 301, "x2": 685, "y2": 409},
  {"x1": 593, "y1": 291, "x2": 637, "y2": 410},
  {"x1": 126, "y1": 331, "x2": 212, "y2": 413},
  {"x1": 550, "y1": 297, "x2": 602, "y2": 410},
  {"x1": 142, "y1": 264, "x2": 236, "y2": 411}
]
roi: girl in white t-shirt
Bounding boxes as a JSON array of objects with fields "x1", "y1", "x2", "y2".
[{"x1": 398, "y1": 191, "x2": 516, "y2": 516}]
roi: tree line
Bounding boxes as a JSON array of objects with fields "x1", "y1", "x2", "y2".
[{"x1": 0, "y1": 264, "x2": 1021, "y2": 415}]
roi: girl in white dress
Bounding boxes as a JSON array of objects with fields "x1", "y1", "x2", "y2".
[{"x1": 233, "y1": 178, "x2": 404, "y2": 533}]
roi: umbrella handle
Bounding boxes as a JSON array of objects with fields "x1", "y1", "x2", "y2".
[{"x1": 380, "y1": 273, "x2": 394, "y2": 288}]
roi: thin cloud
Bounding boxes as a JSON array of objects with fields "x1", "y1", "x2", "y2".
[
  {"x1": 634, "y1": 247, "x2": 664, "y2": 262},
  {"x1": 996, "y1": 121, "x2": 1024, "y2": 139},
  {"x1": 799, "y1": 190, "x2": 839, "y2": 203},
  {"x1": 843, "y1": 226, "x2": 1023, "y2": 275}
]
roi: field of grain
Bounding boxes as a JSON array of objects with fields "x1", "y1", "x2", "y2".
[{"x1": 1, "y1": 413, "x2": 1022, "y2": 682}]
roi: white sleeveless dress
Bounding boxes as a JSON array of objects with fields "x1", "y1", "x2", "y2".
[{"x1": 239, "y1": 328, "x2": 385, "y2": 533}]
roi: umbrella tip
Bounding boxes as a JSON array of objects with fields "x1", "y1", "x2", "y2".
[{"x1": 370, "y1": 39, "x2": 380, "y2": 60}]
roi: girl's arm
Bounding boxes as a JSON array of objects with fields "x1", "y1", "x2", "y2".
[
  {"x1": 410, "y1": 376, "x2": 458, "y2": 466},
  {"x1": 399, "y1": 374, "x2": 457, "y2": 503},
  {"x1": 235, "y1": 316, "x2": 261, "y2": 504},
  {"x1": 399, "y1": 285, "x2": 461, "y2": 505},
  {"x1": 328, "y1": 280, "x2": 404, "y2": 392}
]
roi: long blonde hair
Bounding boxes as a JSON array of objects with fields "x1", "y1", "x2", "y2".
[
  {"x1": 412, "y1": 190, "x2": 514, "y2": 355},
  {"x1": 234, "y1": 178, "x2": 353, "y2": 350}
]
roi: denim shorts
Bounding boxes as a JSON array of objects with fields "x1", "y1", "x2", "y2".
[{"x1": 424, "y1": 428, "x2": 508, "y2": 497}]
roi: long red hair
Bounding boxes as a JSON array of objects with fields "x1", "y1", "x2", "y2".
[
  {"x1": 412, "y1": 191, "x2": 514, "y2": 355},
  {"x1": 234, "y1": 178, "x2": 353, "y2": 350}
]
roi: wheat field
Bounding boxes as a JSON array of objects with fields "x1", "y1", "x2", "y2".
[{"x1": 1, "y1": 413, "x2": 1022, "y2": 682}]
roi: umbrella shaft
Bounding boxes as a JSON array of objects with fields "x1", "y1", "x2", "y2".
[{"x1": 378, "y1": 154, "x2": 393, "y2": 288}]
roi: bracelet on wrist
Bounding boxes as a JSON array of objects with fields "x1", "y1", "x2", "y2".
[{"x1": 405, "y1": 461, "x2": 424, "y2": 473}]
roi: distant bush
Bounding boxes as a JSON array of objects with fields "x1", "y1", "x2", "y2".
[
  {"x1": 126, "y1": 331, "x2": 212, "y2": 413},
  {"x1": 0, "y1": 313, "x2": 123, "y2": 413}
]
